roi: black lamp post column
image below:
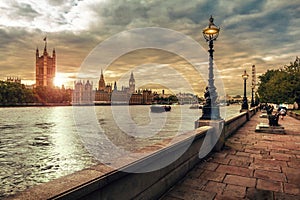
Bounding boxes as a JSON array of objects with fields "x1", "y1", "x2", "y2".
[
  {"x1": 208, "y1": 40, "x2": 218, "y2": 106},
  {"x1": 241, "y1": 70, "x2": 249, "y2": 110},
  {"x1": 200, "y1": 16, "x2": 221, "y2": 120},
  {"x1": 196, "y1": 16, "x2": 225, "y2": 152},
  {"x1": 251, "y1": 87, "x2": 255, "y2": 107}
]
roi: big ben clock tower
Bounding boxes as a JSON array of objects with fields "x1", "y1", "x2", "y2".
[{"x1": 129, "y1": 71, "x2": 135, "y2": 94}]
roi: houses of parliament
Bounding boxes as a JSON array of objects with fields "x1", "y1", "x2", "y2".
[
  {"x1": 35, "y1": 38, "x2": 153, "y2": 105},
  {"x1": 73, "y1": 70, "x2": 153, "y2": 105}
]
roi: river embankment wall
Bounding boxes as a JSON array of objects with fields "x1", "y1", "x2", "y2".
[
  {"x1": 287, "y1": 111, "x2": 300, "y2": 120},
  {"x1": 9, "y1": 107, "x2": 259, "y2": 200}
]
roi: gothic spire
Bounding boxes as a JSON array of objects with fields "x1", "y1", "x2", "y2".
[
  {"x1": 98, "y1": 68, "x2": 106, "y2": 91},
  {"x1": 114, "y1": 81, "x2": 117, "y2": 91},
  {"x1": 43, "y1": 36, "x2": 47, "y2": 55},
  {"x1": 36, "y1": 47, "x2": 39, "y2": 58},
  {"x1": 100, "y1": 68, "x2": 104, "y2": 78},
  {"x1": 130, "y1": 71, "x2": 134, "y2": 80}
]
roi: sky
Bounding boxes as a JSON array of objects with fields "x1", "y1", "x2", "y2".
[{"x1": 0, "y1": 0, "x2": 299, "y2": 96}]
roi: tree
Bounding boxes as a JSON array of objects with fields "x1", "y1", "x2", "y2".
[
  {"x1": 257, "y1": 57, "x2": 300, "y2": 104},
  {"x1": 0, "y1": 81, "x2": 36, "y2": 105},
  {"x1": 284, "y1": 56, "x2": 300, "y2": 105},
  {"x1": 34, "y1": 86, "x2": 71, "y2": 103},
  {"x1": 168, "y1": 95, "x2": 178, "y2": 104}
]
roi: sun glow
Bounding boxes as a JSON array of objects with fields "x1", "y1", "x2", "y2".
[{"x1": 54, "y1": 73, "x2": 65, "y2": 87}]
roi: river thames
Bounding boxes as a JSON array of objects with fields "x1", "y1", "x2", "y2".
[{"x1": 0, "y1": 104, "x2": 241, "y2": 198}]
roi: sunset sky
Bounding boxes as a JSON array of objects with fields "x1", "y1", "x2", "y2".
[{"x1": 0, "y1": 0, "x2": 299, "y2": 96}]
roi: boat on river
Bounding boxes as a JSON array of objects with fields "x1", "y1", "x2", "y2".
[
  {"x1": 150, "y1": 105, "x2": 171, "y2": 113},
  {"x1": 189, "y1": 104, "x2": 203, "y2": 109}
]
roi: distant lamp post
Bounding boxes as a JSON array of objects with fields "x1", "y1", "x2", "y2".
[
  {"x1": 241, "y1": 70, "x2": 249, "y2": 110},
  {"x1": 200, "y1": 15, "x2": 221, "y2": 120},
  {"x1": 250, "y1": 85, "x2": 255, "y2": 107}
]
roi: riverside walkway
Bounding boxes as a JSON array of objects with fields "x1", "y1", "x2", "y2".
[{"x1": 161, "y1": 112, "x2": 300, "y2": 200}]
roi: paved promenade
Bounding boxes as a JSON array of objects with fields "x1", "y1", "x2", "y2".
[{"x1": 161, "y1": 112, "x2": 300, "y2": 199}]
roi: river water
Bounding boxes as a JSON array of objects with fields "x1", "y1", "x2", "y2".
[{"x1": 0, "y1": 104, "x2": 241, "y2": 197}]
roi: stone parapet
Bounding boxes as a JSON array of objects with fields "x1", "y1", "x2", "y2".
[
  {"x1": 287, "y1": 111, "x2": 300, "y2": 120},
  {"x1": 7, "y1": 127, "x2": 212, "y2": 200},
  {"x1": 7, "y1": 107, "x2": 260, "y2": 200}
]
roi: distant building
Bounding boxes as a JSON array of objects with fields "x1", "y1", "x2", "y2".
[
  {"x1": 35, "y1": 37, "x2": 56, "y2": 87},
  {"x1": 73, "y1": 80, "x2": 93, "y2": 105},
  {"x1": 176, "y1": 92, "x2": 198, "y2": 104},
  {"x1": 73, "y1": 70, "x2": 153, "y2": 105},
  {"x1": 129, "y1": 71, "x2": 135, "y2": 94},
  {"x1": 95, "y1": 70, "x2": 153, "y2": 104},
  {"x1": 95, "y1": 69, "x2": 112, "y2": 103},
  {"x1": 6, "y1": 77, "x2": 21, "y2": 84}
]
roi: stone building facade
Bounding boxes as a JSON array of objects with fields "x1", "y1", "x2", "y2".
[
  {"x1": 35, "y1": 38, "x2": 56, "y2": 87},
  {"x1": 73, "y1": 80, "x2": 93, "y2": 105},
  {"x1": 73, "y1": 70, "x2": 153, "y2": 105},
  {"x1": 6, "y1": 77, "x2": 21, "y2": 84}
]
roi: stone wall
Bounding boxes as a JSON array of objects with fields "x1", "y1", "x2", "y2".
[
  {"x1": 9, "y1": 107, "x2": 259, "y2": 200},
  {"x1": 9, "y1": 127, "x2": 212, "y2": 200},
  {"x1": 287, "y1": 111, "x2": 300, "y2": 120},
  {"x1": 224, "y1": 107, "x2": 258, "y2": 139}
]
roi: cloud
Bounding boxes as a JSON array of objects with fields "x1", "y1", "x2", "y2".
[{"x1": 0, "y1": 0, "x2": 299, "y2": 96}]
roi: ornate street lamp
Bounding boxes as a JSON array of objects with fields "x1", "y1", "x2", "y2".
[
  {"x1": 241, "y1": 70, "x2": 249, "y2": 110},
  {"x1": 200, "y1": 16, "x2": 221, "y2": 120}
]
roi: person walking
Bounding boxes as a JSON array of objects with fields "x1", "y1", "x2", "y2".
[{"x1": 279, "y1": 107, "x2": 287, "y2": 120}]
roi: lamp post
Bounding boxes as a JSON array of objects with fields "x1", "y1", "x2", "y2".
[
  {"x1": 200, "y1": 16, "x2": 221, "y2": 120},
  {"x1": 250, "y1": 86, "x2": 255, "y2": 107},
  {"x1": 241, "y1": 70, "x2": 249, "y2": 110}
]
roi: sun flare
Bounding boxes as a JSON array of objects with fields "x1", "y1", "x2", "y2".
[{"x1": 54, "y1": 73, "x2": 65, "y2": 87}]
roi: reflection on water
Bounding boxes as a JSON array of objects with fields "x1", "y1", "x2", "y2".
[
  {"x1": 0, "y1": 107, "x2": 97, "y2": 198},
  {"x1": 0, "y1": 105, "x2": 240, "y2": 197}
]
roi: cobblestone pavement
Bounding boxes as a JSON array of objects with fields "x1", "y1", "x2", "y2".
[{"x1": 161, "y1": 112, "x2": 300, "y2": 200}]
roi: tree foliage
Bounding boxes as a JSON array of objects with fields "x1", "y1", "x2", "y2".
[
  {"x1": 0, "y1": 81, "x2": 71, "y2": 105},
  {"x1": 257, "y1": 57, "x2": 300, "y2": 104},
  {"x1": 0, "y1": 81, "x2": 36, "y2": 105},
  {"x1": 34, "y1": 86, "x2": 71, "y2": 103}
]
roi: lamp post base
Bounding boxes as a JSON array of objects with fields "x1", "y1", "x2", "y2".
[
  {"x1": 195, "y1": 119, "x2": 225, "y2": 152},
  {"x1": 241, "y1": 104, "x2": 249, "y2": 110},
  {"x1": 241, "y1": 97, "x2": 248, "y2": 111},
  {"x1": 200, "y1": 106, "x2": 221, "y2": 120}
]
